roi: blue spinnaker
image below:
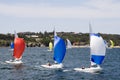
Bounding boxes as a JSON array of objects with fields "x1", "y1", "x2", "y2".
[
  {"x1": 54, "y1": 36, "x2": 66, "y2": 64},
  {"x1": 10, "y1": 42, "x2": 14, "y2": 49},
  {"x1": 90, "y1": 33, "x2": 106, "y2": 65}
]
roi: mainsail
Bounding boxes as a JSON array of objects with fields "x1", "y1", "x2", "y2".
[
  {"x1": 49, "y1": 42, "x2": 53, "y2": 51},
  {"x1": 14, "y1": 30, "x2": 18, "y2": 38},
  {"x1": 104, "y1": 40, "x2": 108, "y2": 48},
  {"x1": 110, "y1": 40, "x2": 114, "y2": 48},
  {"x1": 66, "y1": 39, "x2": 72, "y2": 48},
  {"x1": 53, "y1": 31, "x2": 66, "y2": 64},
  {"x1": 10, "y1": 42, "x2": 14, "y2": 50}
]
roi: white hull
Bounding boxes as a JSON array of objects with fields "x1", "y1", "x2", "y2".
[
  {"x1": 47, "y1": 49, "x2": 52, "y2": 52},
  {"x1": 5, "y1": 60, "x2": 23, "y2": 65},
  {"x1": 9, "y1": 49, "x2": 14, "y2": 51},
  {"x1": 74, "y1": 67, "x2": 102, "y2": 73},
  {"x1": 41, "y1": 63, "x2": 63, "y2": 69}
]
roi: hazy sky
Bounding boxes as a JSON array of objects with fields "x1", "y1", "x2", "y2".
[{"x1": 0, "y1": 0, "x2": 120, "y2": 34}]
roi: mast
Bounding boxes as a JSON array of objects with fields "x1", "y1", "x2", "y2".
[
  {"x1": 14, "y1": 30, "x2": 18, "y2": 38},
  {"x1": 89, "y1": 22, "x2": 94, "y2": 66}
]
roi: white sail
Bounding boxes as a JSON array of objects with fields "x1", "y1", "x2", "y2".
[
  {"x1": 104, "y1": 40, "x2": 108, "y2": 48},
  {"x1": 14, "y1": 30, "x2": 18, "y2": 38},
  {"x1": 90, "y1": 33, "x2": 106, "y2": 66},
  {"x1": 66, "y1": 39, "x2": 72, "y2": 48}
]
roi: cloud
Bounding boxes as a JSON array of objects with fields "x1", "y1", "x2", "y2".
[{"x1": 0, "y1": 0, "x2": 120, "y2": 19}]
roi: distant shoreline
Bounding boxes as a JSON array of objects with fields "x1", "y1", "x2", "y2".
[
  {"x1": 71, "y1": 45, "x2": 89, "y2": 48},
  {"x1": 72, "y1": 45, "x2": 120, "y2": 48},
  {"x1": 0, "y1": 45, "x2": 120, "y2": 48}
]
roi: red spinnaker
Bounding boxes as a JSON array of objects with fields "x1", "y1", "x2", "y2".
[{"x1": 13, "y1": 38, "x2": 25, "y2": 59}]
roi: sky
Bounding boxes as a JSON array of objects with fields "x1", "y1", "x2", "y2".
[{"x1": 0, "y1": 0, "x2": 120, "y2": 34}]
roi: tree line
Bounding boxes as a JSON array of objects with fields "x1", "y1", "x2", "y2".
[{"x1": 0, "y1": 31, "x2": 120, "y2": 47}]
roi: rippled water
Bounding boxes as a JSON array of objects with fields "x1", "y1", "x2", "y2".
[{"x1": 0, "y1": 47, "x2": 120, "y2": 80}]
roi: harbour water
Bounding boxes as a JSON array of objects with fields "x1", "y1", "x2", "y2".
[{"x1": 0, "y1": 47, "x2": 119, "y2": 80}]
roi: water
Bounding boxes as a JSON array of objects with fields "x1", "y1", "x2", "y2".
[{"x1": 0, "y1": 47, "x2": 120, "y2": 80}]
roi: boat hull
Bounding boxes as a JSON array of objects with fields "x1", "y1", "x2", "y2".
[
  {"x1": 41, "y1": 63, "x2": 63, "y2": 69},
  {"x1": 74, "y1": 67, "x2": 102, "y2": 73},
  {"x1": 5, "y1": 60, "x2": 23, "y2": 65},
  {"x1": 47, "y1": 49, "x2": 52, "y2": 52}
]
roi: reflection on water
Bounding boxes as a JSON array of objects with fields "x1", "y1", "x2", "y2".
[{"x1": 13, "y1": 64, "x2": 24, "y2": 70}]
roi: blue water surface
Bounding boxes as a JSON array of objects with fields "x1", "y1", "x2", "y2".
[{"x1": 0, "y1": 47, "x2": 119, "y2": 80}]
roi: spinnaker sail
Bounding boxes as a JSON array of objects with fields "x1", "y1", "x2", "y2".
[
  {"x1": 90, "y1": 33, "x2": 106, "y2": 65},
  {"x1": 53, "y1": 31, "x2": 66, "y2": 64},
  {"x1": 41, "y1": 29, "x2": 66, "y2": 68},
  {"x1": 74, "y1": 23, "x2": 106, "y2": 73},
  {"x1": 13, "y1": 38, "x2": 25, "y2": 59},
  {"x1": 6, "y1": 31, "x2": 25, "y2": 64}
]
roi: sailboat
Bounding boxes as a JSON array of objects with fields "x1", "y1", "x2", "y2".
[
  {"x1": 6, "y1": 31, "x2": 25, "y2": 64},
  {"x1": 74, "y1": 23, "x2": 106, "y2": 73},
  {"x1": 10, "y1": 42, "x2": 14, "y2": 51},
  {"x1": 66, "y1": 39, "x2": 72, "y2": 49},
  {"x1": 41, "y1": 30, "x2": 66, "y2": 68},
  {"x1": 48, "y1": 42, "x2": 53, "y2": 51},
  {"x1": 104, "y1": 40, "x2": 108, "y2": 48},
  {"x1": 109, "y1": 40, "x2": 114, "y2": 48}
]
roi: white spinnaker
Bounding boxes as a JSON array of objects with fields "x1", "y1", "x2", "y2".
[{"x1": 90, "y1": 34, "x2": 106, "y2": 56}]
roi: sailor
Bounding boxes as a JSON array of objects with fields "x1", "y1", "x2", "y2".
[
  {"x1": 47, "y1": 63, "x2": 51, "y2": 66},
  {"x1": 47, "y1": 61, "x2": 51, "y2": 66},
  {"x1": 82, "y1": 66, "x2": 85, "y2": 69}
]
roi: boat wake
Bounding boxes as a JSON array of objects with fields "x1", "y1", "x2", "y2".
[{"x1": 0, "y1": 61, "x2": 7, "y2": 65}]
